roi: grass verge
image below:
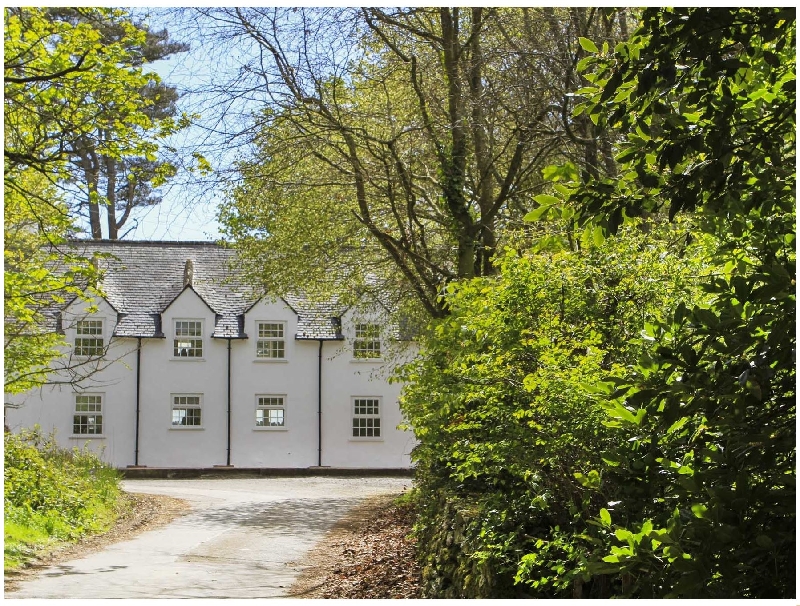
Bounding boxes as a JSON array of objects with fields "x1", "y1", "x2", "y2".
[{"x1": 4, "y1": 427, "x2": 121, "y2": 572}]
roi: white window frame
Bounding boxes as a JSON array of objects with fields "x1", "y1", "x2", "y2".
[
  {"x1": 255, "y1": 321, "x2": 286, "y2": 360},
  {"x1": 254, "y1": 394, "x2": 287, "y2": 430},
  {"x1": 74, "y1": 319, "x2": 104, "y2": 357},
  {"x1": 72, "y1": 393, "x2": 104, "y2": 437},
  {"x1": 171, "y1": 393, "x2": 203, "y2": 428},
  {"x1": 351, "y1": 396, "x2": 382, "y2": 440},
  {"x1": 173, "y1": 319, "x2": 204, "y2": 359},
  {"x1": 353, "y1": 323, "x2": 381, "y2": 359}
]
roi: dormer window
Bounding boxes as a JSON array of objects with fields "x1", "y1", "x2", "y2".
[
  {"x1": 256, "y1": 321, "x2": 285, "y2": 359},
  {"x1": 174, "y1": 320, "x2": 203, "y2": 358},
  {"x1": 353, "y1": 323, "x2": 381, "y2": 358},
  {"x1": 74, "y1": 319, "x2": 104, "y2": 356}
]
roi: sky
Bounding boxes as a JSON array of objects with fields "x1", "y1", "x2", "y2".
[{"x1": 103, "y1": 9, "x2": 234, "y2": 242}]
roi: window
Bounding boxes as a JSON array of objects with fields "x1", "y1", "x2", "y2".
[
  {"x1": 353, "y1": 323, "x2": 381, "y2": 358},
  {"x1": 256, "y1": 322, "x2": 285, "y2": 359},
  {"x1": 352, "y1": 397, "x2": 381, "y2": 438},
  {"x1": 74, "y1": 319, "x2": 104, "y2": 356},
  {"x1": 174, "y1": 320, "x2": 203, "y2": 358},
  {"x1": 73, "y1": 394, "x2": 103, "y2": 435},
  {"x1": 256, "y1": 395, "x2": 286, "y2": 427},
  {"x1": 172, "y1": 394, "x2": 202, "y2": 427}
]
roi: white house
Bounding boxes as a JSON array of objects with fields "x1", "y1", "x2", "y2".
[{"x1": 4, "y1": 241, "x2": 416, "y2": 469}]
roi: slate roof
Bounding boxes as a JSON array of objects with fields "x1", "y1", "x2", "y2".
[{"x1": 65, "y1": 240, "x2": 345, "y2": 340}]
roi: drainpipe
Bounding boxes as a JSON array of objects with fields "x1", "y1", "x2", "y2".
[
  {"x1": 227, "y1": 337, "x2": 232, "y2": 466},
  {"x1": 318, "y1": 339, "x2": 323, "y2": 467},
  {"x1": 134, "y1": 337, "x2": 142, "y2": 466}
]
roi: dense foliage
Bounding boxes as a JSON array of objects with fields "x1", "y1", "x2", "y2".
[
  {"x1": 3, "y1": 170, "x2": 100, "y2": 393},
  {"x1": 566, "y1": 7, "x2": 796, "y2": 598},
  {"x1": 4, "y1": 429, "x2": 121, "y2": 570},
  {"x1": 401, "y1": 7, "x2": 794, "y2": 599},
  {"x1": 400, "y1": 225, "x2": 703, "y2": 597}
]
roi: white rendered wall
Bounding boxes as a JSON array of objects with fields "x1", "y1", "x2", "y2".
[
  {"x1": 318, "y1": 306, "x2": 416, "y2": 468},
  {"x1": 229, "y1": 298, "x2": 319, "y2": 468},
  {"x1": 137, "y1": 288, "x2": 227, "y2": 467},
  {"x1": 4, "y1": 296, "x2": 138, "y2": 467}
]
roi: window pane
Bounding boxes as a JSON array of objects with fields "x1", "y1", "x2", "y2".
[
  {"x1": 256, "y1": 339, "x2": 285, "y2": 358},
  {"x1": 73, "y1": 414, "x2": 102, "y2": 435},
  {"x1": 354, "y1": 324, "x2": 381, "y2": 358},
  {"x1": 172, "y1": 408, "x2": 201, "y2": 426},
  {"x1": 256, "y1": 323, "x2": 285, "y2": 359},
  {"x1": 258, "y1": 322, "x2": 284, "y2": 338},
  {"x1": 174, "y1": 338, "x2": 202, "y2": 357},
  {"x1": 352, "y1": 398, "x2": 380, "y2": 437},
  {"x1": 76, "y1": 320, "x2": 102, "y2": 335},
  {"x1": 175, "y1": 321, "x2": 202, "y2": 337},
  {"x1": 75, "y1": 337, "x2": 104, "y2": 356},
  {"x1": 256, "y1": 409, "x2": 285, "y2": 427}
]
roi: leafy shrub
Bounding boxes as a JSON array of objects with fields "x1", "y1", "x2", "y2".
[
  {"x1": 399, "y1": 223, "x2": 701, "y2": 597},
  {"x1": 4, "y1": 427, "x2": 121, "y2": 569}
]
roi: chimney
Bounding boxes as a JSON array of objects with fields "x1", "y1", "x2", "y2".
[{"x1": 183, "y1": 259, "x2": 194, "y2": 288}]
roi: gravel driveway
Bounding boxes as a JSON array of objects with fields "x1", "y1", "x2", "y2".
[{"x1": 7, "y1": 476, "x2": 412, "y2": 599}]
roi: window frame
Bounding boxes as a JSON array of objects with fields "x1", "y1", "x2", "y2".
[
  {"x1": 353, "y1": 322, "x2": 381, "y2": 360},
  {"x1": 72, "y1": 393, "x2": 104, "y2": 437},
  {"x1": 254, "y1": 321, "x2": 287, "y2": 361},
  {"x1": 351, "y1": 396, "x2": 382, "y2": 440},
  {"x1": 173, "y1": 319, "x2": 204, "y2": 359},
  {"x1": 170, "y1": 393, "x2": 203, "y2": 429},
  {"x1": 74, "y1": 318, "x2": 105, "y2": 357},
  {"x1": 254, "y1": 394, "x2": 287, "y2": 430}
]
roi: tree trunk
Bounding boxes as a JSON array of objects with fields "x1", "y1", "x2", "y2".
[
  {"x1": 78, "y1": 143, "x2": 102, "y2": 239},
  {"x1": 468, "y1": 7, "x2": 497, "y2": 276},
  {"x1": 105, "y1": 149, "x2": 119, "y2": 240}
]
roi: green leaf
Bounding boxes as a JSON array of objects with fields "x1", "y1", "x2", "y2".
[
  {"x1": 579, "y1": 37, "x2": 598, "y2": 54},
  {"x1": 533, "y1": 194, "x2": 561, "y2": 206},
  {"x1": 600, "y1": 508, "x2": 612, "y2": 527}
]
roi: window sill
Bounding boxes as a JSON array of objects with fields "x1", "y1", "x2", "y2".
[
  {"x1": 69, "y1": 435, "x2": 106, "y2": 439},
  {"x1": 170, "y1": 358, "x2": 206, "y2": 362},
  {"x1": 350, "y1": 358, "x2": 383, "y2": 364},
  {"x1": 349, "y1": 438, "x2": 384, "y2": 442},
  {"x1": 168, "y1": 427, "x2": 205, "y2": 431},
  {"x1": 253, "y1": 427, "x2": 288, "y2": 431},
  {"x1": 252, "y1": 358, "x2": 289, "y2": 363}
]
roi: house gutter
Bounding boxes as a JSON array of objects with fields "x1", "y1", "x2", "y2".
[
  {"x1": 134, "y1": 337, "x2": 142, "y2": 466},
  {"x1": 317, "y1": 339, "x2": 323, "y2": 467},
  {"x1": 227, "y1": 337, "x2": 232, "y2": 466}
]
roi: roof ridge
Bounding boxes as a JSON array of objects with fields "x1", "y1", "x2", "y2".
[{"x1": 68, "y1": 239, "x2": 225, "y2": 247}]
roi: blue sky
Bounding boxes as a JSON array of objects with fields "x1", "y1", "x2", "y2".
[{"x1": 106, "y1": 9, "x2": 231, "y2": 242}]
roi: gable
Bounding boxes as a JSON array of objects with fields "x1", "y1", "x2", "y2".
[{"x1": 61, "y1": 294, "x2": 118, "y2": 335}]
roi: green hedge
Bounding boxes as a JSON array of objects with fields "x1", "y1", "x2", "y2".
[
  {"x1": 4, "y1": 428, "x2": 121, "y2": 569},
  {"x1": 399, "y1": 224, "x2": 702, "y2": 597}
]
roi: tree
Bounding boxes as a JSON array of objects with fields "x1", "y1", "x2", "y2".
[
  {"x1": 3, "y1": 169, "x2": 100, "y2": 394},
  {"x1": 4, "y1": 8, "x2": 178, "y2": 391},
  {"x1": 552, "y1": 7, "x2": 795, "y2": 597},
  {"x1": 60, "y1": 11, "x2": 189, "y2": 240},
  {"x1": 211, "y1": 8, "x2": 633, "y2": 317},
  {"x1": 4, "y1": 7, "x2": 188, "y2": 240}
]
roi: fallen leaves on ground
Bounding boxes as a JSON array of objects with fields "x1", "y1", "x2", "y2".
[{"x1": 289, "y1": 493, "x2": 422, "y2": 599}]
